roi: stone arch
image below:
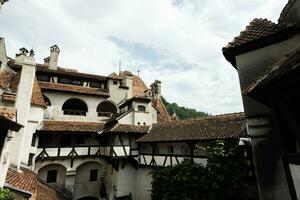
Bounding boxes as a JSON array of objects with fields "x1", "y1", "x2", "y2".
[
  {"x1": 97, "y1": 100, "x2": 118, "y2": 117},
  {"x1": 62, "y1": 98, "x2": 88, "y2": 116},
  {"x1": 38, "y1": 163, "x2": 67, "y2": 190},
  {"x1": 74, "y1": 161, "x2": 105, "y2": 200}
]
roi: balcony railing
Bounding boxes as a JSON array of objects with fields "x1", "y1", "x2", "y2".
[{"x1": 36, "y1": 145, "x2": 131, "y2": 161}]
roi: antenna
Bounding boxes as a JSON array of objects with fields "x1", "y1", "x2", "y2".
[
  {"x1": 119, "y1": 59, "x2": 121, "y2": 74},
  {"x1": 137, "y1": 66, "x2": 140, "y2": 77}
]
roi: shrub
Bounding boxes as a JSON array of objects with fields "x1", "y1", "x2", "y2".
[{"x1": 0, "y1": 188, "x2": 14, "y2": 200}]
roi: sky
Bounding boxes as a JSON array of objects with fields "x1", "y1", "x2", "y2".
[{"x1": 0, "y1": 0, "x2": 288, "y2": 114}]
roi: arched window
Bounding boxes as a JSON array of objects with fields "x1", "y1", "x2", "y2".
[
  {"x1": 43, "y1": 95, "x2": 51, "y2": 106},
  {"x1": 137, "y1": 105, "x2": 146, "y2": 112},
  {"x1": 97, "y1": 101, "x2": 117, "y2": 117},
  {"x1": 62, "y1": 98, "x2": 88, "y2": 116}
]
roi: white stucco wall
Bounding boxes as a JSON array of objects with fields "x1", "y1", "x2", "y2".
[
  {"x1": 74, "y1": 161, "x2": 104, "y2": 200},
  {"x1": 135, "y1": 167, "x2": 153, "y2": 200},
  {"x1": 38, "y1": 164, "x2": 66, "y2": 189},
  {"x1": 43, "y1": 91, "x2": 112, "y2": 122}
]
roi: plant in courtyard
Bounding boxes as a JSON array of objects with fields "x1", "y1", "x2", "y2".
[
  {"x1": 151, "y1": 160, "x2": 207, "y2": 200},
  {"x1": 206, "y1": 140, "x2": 259, "y2": 200},
  {"x1": 0, "y1": 188, "x2": 14, "y2": 200},
  {"x1": 151, "y1": 140, "x2": 259, "y2": 200}
]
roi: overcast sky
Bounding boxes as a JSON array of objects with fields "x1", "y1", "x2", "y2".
[{"x1": 0, "y1": 0, "x2": 288, "y2": 114}]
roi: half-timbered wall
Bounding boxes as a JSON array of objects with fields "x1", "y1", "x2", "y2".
[{"x1": 139, "y1": 142, "x2": 207, "y2": 167}]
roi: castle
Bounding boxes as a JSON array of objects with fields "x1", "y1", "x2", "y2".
[{"x1": 0, "y1": 40, "x2": 246, "y2": 200}]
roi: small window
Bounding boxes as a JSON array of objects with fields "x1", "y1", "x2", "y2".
[
  {"x1": 90, "y1": 169, "x2": 98, "y2": 182},
  {"x1": 155, "y1": 145, "x2": 159, "y2": 154},
  {"x1": 58, "y1": 77, "x2": 83, "y2": 86},
  {"x1": 143, "y1": 122, "x2": 146, "y2": 125},
  {"x1": 0, "y1": 61, "x2": 2, "y2": 68},
  {"x1": 137, "y1": 122, "x2": 141, "y2": 125},
  {"x1": 90, "y1": 81, "x2": 101, "y2": 88},
  {"x1": 137, "y1": 105, "x2": 146, "y2": 112},
  {"x1": 37, "y1": 74, "x2": 51, "y2": 82},
  {"x1": 47, "y1": 170, "x2": 57, "y2": 183},
  {"x1": 31, "y1": 134, "x2": 36, "y2": 147},
  {"x1": 113, "y1": 80, "x2": 118, "y2": 85},
  {"x1": 28, "y1": 153, "x2": 34, "y2": 166},
  {"x1": 168, "y1": 145, "x2": 174, "y2": 154}
]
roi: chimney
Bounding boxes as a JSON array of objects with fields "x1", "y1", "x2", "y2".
[
  {"x1": 8, "y1": 47, "x2": 36, "y2": 169},
  {"x1": 44, "y1": 56, "x2": 50, "y2": 65},
  {"x1": 0, "y1": 0, "x2": 9, "y2": 10},
  {"x1": 49, "y1": 45, "x2": 60, "y2": 70},
  {"x1": 151, "y1": 80, "x2": 161, "y2": 97},
  {"x1": 15, "y1": 47, "x2": 29, "y2": 63},
  {"x1": 0, "y1": 38, "x2": 7, "y2": 68}
]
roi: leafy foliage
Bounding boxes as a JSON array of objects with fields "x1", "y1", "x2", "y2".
[
  {"x1": 0, "y1": 188, "x2": 14, "y2": 200},
  {"x1": 151, "y1": 140, "x2": 259, "y2": 200},
  {"x1": 161, "y1": 96, "x2": 209, "y2": 119}
]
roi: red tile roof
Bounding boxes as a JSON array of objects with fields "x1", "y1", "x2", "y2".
[
  {"x1": 136, "y1": 112, "x2": 247, "y2": 142},
  {"x1": 132, "y1": 75, "x2": 148, "y2": 96},
  {"x1": 153, "y1": 97, "x2": 172, "y2": 122},
  {"x1": 0, "y1": 67, "x2": 46, "y2": 107},
  {"x1": 0, "y1": 107, "x2": 16, "y2": 120},
  {"x1": 5, "y1": 167, "x2": 70, "y2": 200},
  {"x1": 38, "y1": 81, "x2": 110, "y2": 97},
  {"x1": 6, "y1": 167, "x2": 37, "y2": 194},
  {"x1": 40, "y1": 120, "x2": 105, "y2": 132},
  {"x1": 0, "y1": 67, "x2": 16, "y2": 89},
  {"x1": 224, "y1": 18, "x2": 283, "y2": 50}
]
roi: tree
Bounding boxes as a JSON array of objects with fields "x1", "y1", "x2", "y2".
[
  {"x1": 161, "y1": 96, "x2": 209, "y2": 120},
  {"x1": 151, "y1": 140, "x2": 259, "y2": 200}
]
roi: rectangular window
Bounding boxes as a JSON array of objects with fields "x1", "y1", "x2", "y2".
[
  {"x1": 31, "y1": 134, "x2": 36, "y2": 147},
  {"x1": 90, "y1": 169, "x2": 98, "y2": 182},
  {"x1": 37, "y1": 74, "x2": 51, "y2": 82},
  {"x1": 57, "y1": 77, "x2": 83, "y2": 86},
  {"x1": 90, "y1": 81, "x2": 102, "y2": 88},
  {"x1": 28, "y1": 153, "x2": 34, "y2": 166},
  {"x1": 137, "y1": 105, "x2": 146, "y2": 112},
  {"x1": 47, "y1": 170, "x2": 57, "y2": 183},
  {"x1": 168, "y1": 145, "x2": 174, "y2": 154}
]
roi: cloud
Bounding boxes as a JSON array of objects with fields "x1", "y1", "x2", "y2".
[{"x1": 0, "y1": 0, "x2": 288, "y2": 114}]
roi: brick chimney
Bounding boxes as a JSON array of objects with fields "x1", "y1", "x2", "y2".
[{"x1": 49, "y1": 45, "x2": 60, "y2": 70}]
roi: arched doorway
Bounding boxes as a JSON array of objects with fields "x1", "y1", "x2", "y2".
[
  {"x1": 38, "y1": 163, "x2": 66, "y2": 190},
  {"x1": 74, "y1": 161, "x2": 104, "y2": 200}
]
